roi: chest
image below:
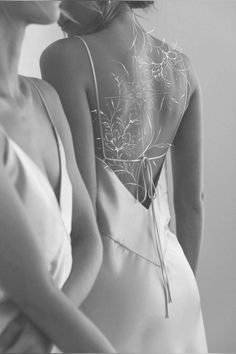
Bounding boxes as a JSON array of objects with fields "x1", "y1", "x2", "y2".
[{"x1": 0, "y1": 107, "x2": 61, "y2": 200}]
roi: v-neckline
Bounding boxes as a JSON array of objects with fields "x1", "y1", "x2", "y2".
[{"x1": 9, "y1": 135, "x2": 63, "y2": 211}]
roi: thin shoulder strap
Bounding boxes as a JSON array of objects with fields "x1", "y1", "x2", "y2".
[
  {"x1": 25, "y1": 77, "x2": 65, "y2": 155},
  {"x1": 26, "y1": 77, "x2": 73, "y2": 229},
  {"x1": 74, "y1": 36, "x2": 102, "y2": 123},
  {"x1": 25, "y1": 77, "x2": 65, "y2": 169},
  {"x1": 25, "y1": 77, "x2": 57, "y2": 131}
]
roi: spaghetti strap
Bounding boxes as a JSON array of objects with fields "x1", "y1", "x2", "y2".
[
  {"x1": 24, "y1": 77, "x2": 72, "y2": 229},
  {"x1": 25, "y1": 77, "x2": 64, "y2": 158},
  {"x1": 25, "y1": 77, "x2": 63, "y2": 177},
  {"x1": 72, "y1": 25, "x2": 207, "y2": 352},
  {"x1": 25, "y1": 77, "x2": 57, "y2": 131},
  {"x1": 74, "y1": 35, "x2": 173, "y2": 317},
  {"x1": 74, "y1": 36, "x2": 102, "y2": 125}
]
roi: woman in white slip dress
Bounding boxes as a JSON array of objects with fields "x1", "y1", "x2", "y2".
[
  {"x1": 0, "y1": 2, "x2": 115, "y2": 353},
  {"x1": 42, "y1": 1, "x2": 208, "y2": 352}
]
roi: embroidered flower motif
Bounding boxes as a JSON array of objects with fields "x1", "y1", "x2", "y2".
[
  {"x1": 92, "y1": 15, "x2": 187, "y2": 193},
  {"x1": 122, "y1": 81, "x2": 155, "y2": 112},
  {"x1": 103, "y1": 118, "x2": 140, "y2": 158}
]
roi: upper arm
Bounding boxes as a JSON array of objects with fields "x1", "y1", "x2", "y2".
[
  {"x1": 171, "y1": 55, "x2": 204, "y2": 209},
  {"x1": 40, "y1": 40, "x2": 97, "y2": 210},
  {"x1": 30, "y1": 78, "x2": 101, "y2": 251},
  {"x1": 0, "y1": 157, "x2": 55, "y2": 309}
]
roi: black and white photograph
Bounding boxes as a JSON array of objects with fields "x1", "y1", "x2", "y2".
[{"x1": 0, "y1": 0, "x2": 235, "y2": 353}]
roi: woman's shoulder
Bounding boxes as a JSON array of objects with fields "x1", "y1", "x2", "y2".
[
  {"x1": 22, "y1": 76, "x2": 60, "y2": 111},
  {"x1": 21, "y1": 76, "x2": 74, "y2": 153},
  {"x1": 40, "y1": 37, "x2": 91, "y2": 71},
  {"x1": 150, "y1": 36, "x2": 198, "y2": 84},
  {"x1": 22, "y1": 76, "x2": 67, "y2": 135},
  {"x1": 150, "y1": 36, "x2": 200, "y2": 107},
  {"x1": 150, "y1": 36, "x2": 189, "y2": 67}
]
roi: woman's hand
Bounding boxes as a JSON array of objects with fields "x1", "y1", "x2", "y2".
[{"x1": 0, "y1": 315, "x2": 52, "y2": 353}]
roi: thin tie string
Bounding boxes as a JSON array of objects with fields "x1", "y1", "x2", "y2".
[
  {"x1": 74, "y1": 35, "x2": 185, "y2": 319},
  {"x1": 136, "y1": 156, "x2": 172, "y2": 318}
]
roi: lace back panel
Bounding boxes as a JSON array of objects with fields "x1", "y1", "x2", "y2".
[{"x1": 76, "y1": 16, "x2": 188, "y2": 205}]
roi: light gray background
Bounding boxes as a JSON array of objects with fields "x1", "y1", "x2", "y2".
[{"x1": 19, "y1": 1, "x2": 236, "y2": 352}]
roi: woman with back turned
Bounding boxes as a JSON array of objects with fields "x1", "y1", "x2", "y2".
[
  {"x1": 40, "y1": 1, "x2": 208, "y2": 352},
  {"x1": 1, "y1": 1, "x2": 207, "y2": 352}
]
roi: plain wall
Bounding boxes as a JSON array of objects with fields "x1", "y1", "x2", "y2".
[{"x1": 19, "y1": 1, "x2": 236, "y2": 352}]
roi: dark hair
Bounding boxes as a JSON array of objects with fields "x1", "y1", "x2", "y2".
[
  {"x1": 59, "y1": 1, "x2": 154, "y2": 35},
  {"x1": 126, "y1": 1, "x2": 154, "y2": 9}
]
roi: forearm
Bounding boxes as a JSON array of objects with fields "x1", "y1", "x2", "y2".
[
  {"x1": 19, "y1": 284, "x2": 115, "y2": 353},
  {"x1": 175, "y1": 203, "x2": 204, "y2": 274},
  {"x1": 62, "y1": 237, "x2": 102, "y2": 307}
]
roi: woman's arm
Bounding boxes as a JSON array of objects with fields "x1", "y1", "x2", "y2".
[
  {"x1": 0, "y1": 316, "x2": 51, "y2": 354},
  {"x1": 171, "y1": 56, "x2": 204, "y2": 274},
  {"x1": 0, "y1": 154, "x2": 114, "y2": 353},
  {"x1": 40, "y1": 38, "x2": 97, "y2": 210},
  {"x1": 0, "y1": 77, "x2": 110, "y2": 351},
  {"x1": 32, "y1": 78, "x2": 102, "y2": 307}
]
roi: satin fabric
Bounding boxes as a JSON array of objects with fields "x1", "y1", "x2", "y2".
[
  {"x1": 0, "y1": 123, "x2": 73, "y2": 335},
  {"x1": 81, "y1": 157, "x2": 208, "y2": 353}
]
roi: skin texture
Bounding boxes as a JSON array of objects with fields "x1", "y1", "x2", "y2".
[
  {"x1": 0, "y1": 1, "x2": 204, "y2": 352},
  {"x1": 41, "y1": 0, "x2": 204, "y2": 274},
  {"x1": 171, "y1": 59, "x2": 204, "y2": 274},
  {"x1": 0, "y1": 2, "x2": 115, "y2": 353}
]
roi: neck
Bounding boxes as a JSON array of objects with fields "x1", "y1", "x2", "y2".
[{"x1": 0, "y1": 12, "x2": 26, "y2": 98}]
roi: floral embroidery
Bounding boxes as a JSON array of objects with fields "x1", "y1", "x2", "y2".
[{"x1": 92, "y1": 15, "x2": 188, "y2": 199}]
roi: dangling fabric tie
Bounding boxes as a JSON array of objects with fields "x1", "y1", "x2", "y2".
[
  {"x1": 75, "y1": 34, "x2": 181, "y2": 319},
  {"x1": 136, "y1": 155, "x2": 172, "y2": 318},
  {"x1": 136, "y1": 155, "x2": 157, "y2": 203}
]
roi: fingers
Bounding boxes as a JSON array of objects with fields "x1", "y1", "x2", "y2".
[{"x1": 0, "y1": 314, "x2": 27, "y2": 353}]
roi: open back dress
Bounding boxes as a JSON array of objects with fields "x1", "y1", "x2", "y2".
[{"x1": 76, "y1": 20, "x2": 208, "y2": 353}]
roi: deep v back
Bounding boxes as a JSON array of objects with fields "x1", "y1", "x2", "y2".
[
  {"x1": 77, "y1": 21, "x2": 207, "y2": 354},
  {"x1": 75, "y1": 24, "x2": 188, "y2": 209},
  {"x1": 76, "y1": 31, "x2": 189, "y2": 317}
]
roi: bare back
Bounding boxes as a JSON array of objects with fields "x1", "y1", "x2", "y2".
[
  {"x1": 40, "y1": 10, "x2": 207, "y2": 349},
  {"x1": 78, "y1": 15, "x2": 188, "y2": 207}
]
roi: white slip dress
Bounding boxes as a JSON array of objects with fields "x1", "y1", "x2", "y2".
[
  {"x1": 0, "y1": 79, "x2": 73, "y2": 340},
  {"x1": 77, "y1": 34, "x2": 208, "y2": 353}
]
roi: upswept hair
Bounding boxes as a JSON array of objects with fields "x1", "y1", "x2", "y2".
[{"x1": 59, "y1": 1, "x2": 154, "y2": 35}]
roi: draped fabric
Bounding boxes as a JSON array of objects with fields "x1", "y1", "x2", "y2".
[
  {"x1": 0, "y1": 81, "x2": 73, "y2": 336},
  {"x1": 76, "y1": 18, "x2": 208, "y2": 352}
]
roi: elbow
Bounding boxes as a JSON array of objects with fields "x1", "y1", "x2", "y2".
[
  {"x1": 174, "y1": 190, "x2": 205, "y2": 215},
  {"x1": 191, "y1": 191, "x2": 204, "y2": 213}
]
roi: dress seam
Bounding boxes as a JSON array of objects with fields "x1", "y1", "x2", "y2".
[{"x1": 101, "y1": 232, "x2": 161, "y2": 268}]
